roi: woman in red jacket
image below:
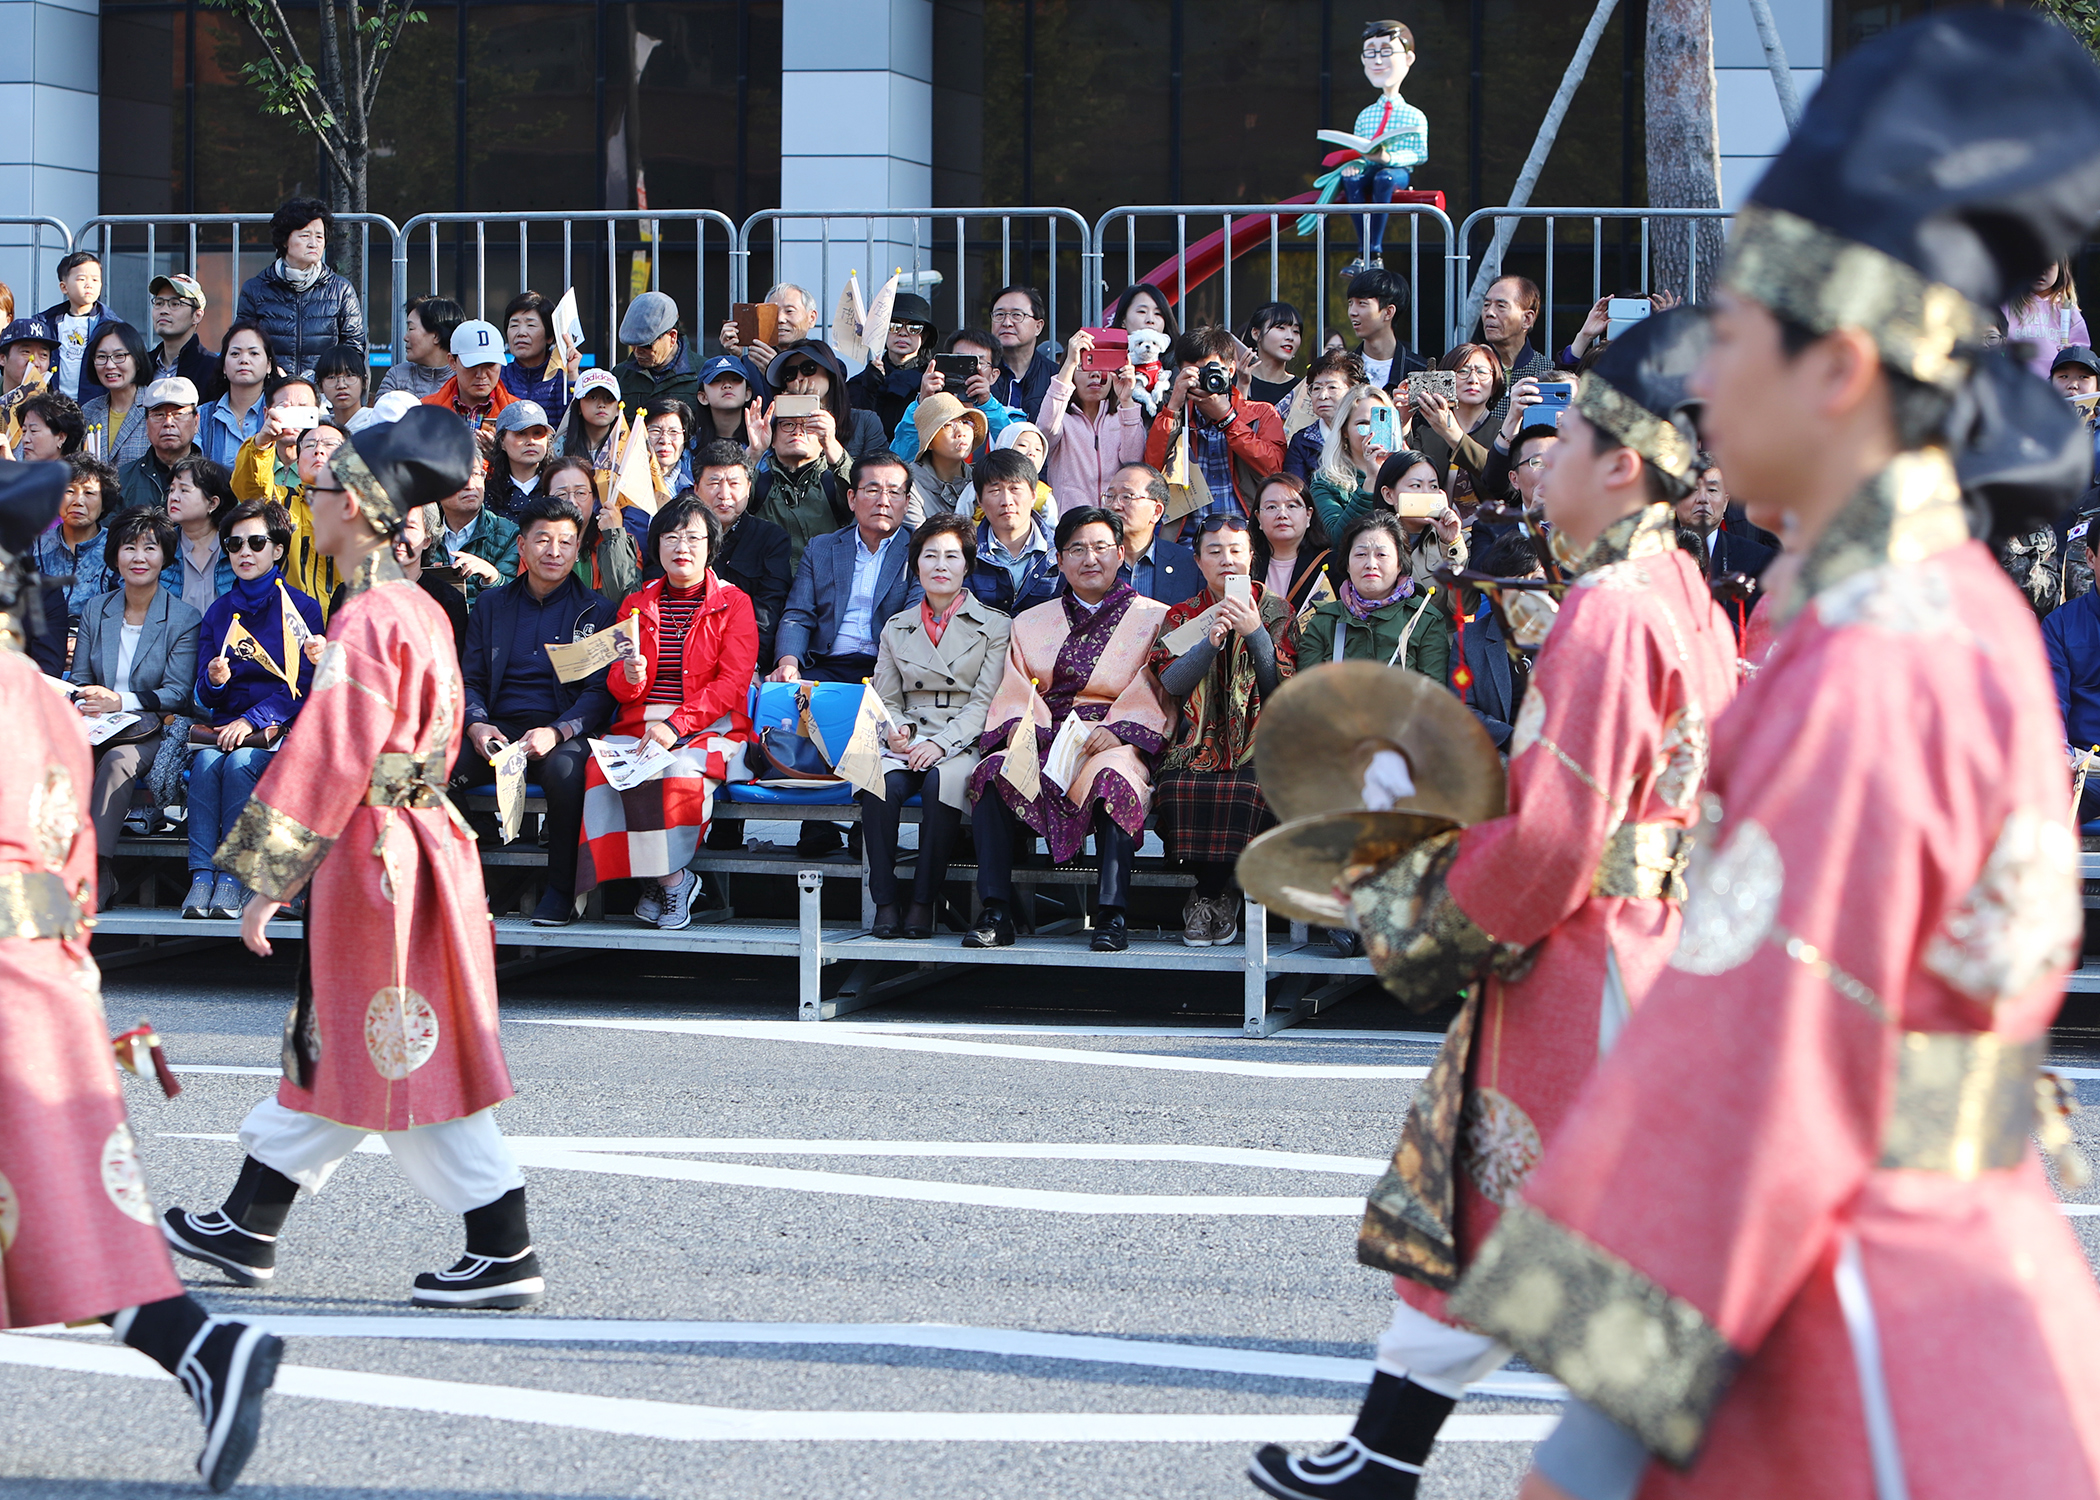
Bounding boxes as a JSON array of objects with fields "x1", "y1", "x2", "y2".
[{"x1": 576, "y1": 492, "x2": 759, "y2": 929}]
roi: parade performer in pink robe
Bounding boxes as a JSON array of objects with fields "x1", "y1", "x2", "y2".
[
  {"x1": 1251, "y1": 311, "x2": 1739, "y2": 1500},
  {"x1": 162, "y1": 406, "x2": 545, "y2": 1312},
  {"x1": 0, "y1": 462, "x2": 280, "y2": 1491},
  {"x1": 1446, "y1": 16, "x2": 2100, "y2": 1500},
  {"x1": 964, "y1": 505, "x2": 1171, "y2": 952}
]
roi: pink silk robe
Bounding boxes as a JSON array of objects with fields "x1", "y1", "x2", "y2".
[
  {"x1": 0, "y1": 647, "x2": 182, "y2": 1326},
  {"x1": 219, "y1": 554, "x2": 513, "y2": 1133},
  {"x1": 1451, "y1": 452, "x2": 2100, "y2": 1495},
  {"x1": 966, "y1": 585, "x2": 1173, "y2": 861},
  {"x1": 1352, "y1": 505, "x2": 1740, "y2": 1315}
]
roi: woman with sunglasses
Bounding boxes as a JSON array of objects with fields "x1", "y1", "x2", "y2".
[
  {"x1": 183, "y1": 500, "x2": 323, "y2": 920},
  {"x1": 79, "y1": 320, "x2": 153, "y2": 467},
  {"x1": 1148, "y1": 511, "x2": 1298, "y2": 948},
  {"x1": 765, "y1": 341, "x2": 887, "y2": 463}
]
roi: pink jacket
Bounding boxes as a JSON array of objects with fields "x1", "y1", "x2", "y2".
[{"x1": 1036, "y1": 376, "x2": 1149, "y2": 515}]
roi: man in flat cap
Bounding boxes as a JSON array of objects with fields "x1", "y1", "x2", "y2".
[
  {"x1": 1446, "y1": 13, "x2": 2100, "y2": 1498},
  {"x1": 613, "y1": 289, "x2": 698, "y2": 411}
]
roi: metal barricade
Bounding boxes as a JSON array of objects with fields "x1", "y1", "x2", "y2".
[
  {"x1": 1090, "y1": 203, "x2": 1458, "y2": 358},
  {"x1": 736, "y1": 208, "x2": 1092, "y2": 351},
  {"x1": 399, "y1": 211, "x2": 738, "y2": 372},
  {"x1": 1455, "y1": 207, "x2": 1734, "y2": 357},
  {"x1": 74, "y1": 214, "x2": 404, "y2": 365},
  {"x1": 0, "y1": 217, "x2": 74, "y2": 303}
]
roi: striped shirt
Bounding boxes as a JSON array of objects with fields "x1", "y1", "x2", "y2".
[{"x1": 647, "y1": 582, "x2": 708, "y2": 706}]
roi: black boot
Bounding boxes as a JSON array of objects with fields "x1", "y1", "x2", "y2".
[
  {"x1": 113, "y1": 1295, "x2": 282, "y2": 1493},
  {"x1": 1248, "y1": 1371, "x2": 1456, "y2": 1498},
  {"x1": 412, "y1": 1186, "x2": 545, "y2": 1309},
  {"x1": 161, "y1": 1155, "x2": 300, "y2": 1288}
]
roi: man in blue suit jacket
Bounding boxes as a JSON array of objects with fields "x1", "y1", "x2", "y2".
[
  {"x1": 1102, "y1": 461, "x2": 1200, "y2": 607},
  {"x1": 2045, "y1": 519, "x2": 2100, "y2": 824},
  {"x1": 772, "y1": 452, "x2": 921, "y2": 685}
]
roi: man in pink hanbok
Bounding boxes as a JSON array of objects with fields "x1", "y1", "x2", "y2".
[
  {"x1": 0, "y1": 460, "x2": 280, "y2": 1492},
  {"x1": 162, "y1": 406, "x2": 544, "y2": 1312},
  {"x1": 1447, "y1": 13, "x2": 2100, "y2": 1500},
  {"x1": 965, "y1": 504, "x2": 1172, "y2": 953}
]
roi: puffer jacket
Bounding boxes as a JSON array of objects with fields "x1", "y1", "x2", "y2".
[{"x1": 235, "y1": 262, "x2": 367, "y2": 374}]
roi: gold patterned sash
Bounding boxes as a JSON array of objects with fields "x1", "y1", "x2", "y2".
[
  {"x1": 1592, "y1": 821, "x2": 1692, "y2": 901},
  {"x1": 0, "y1": 869, "x2": 84, "y2": 940},
  {"x1": 1879, "y1": 1031, "x2": 2048, "y2": 1176},
  {"x1": 365, "y1": 751, "x2": 453, "y2": 809}
]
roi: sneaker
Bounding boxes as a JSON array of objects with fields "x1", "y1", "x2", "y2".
[
  {"x1": 656, "y1": 871, "x2": 698, "y2": 931},
  {"x1": 1091, "y1": 912, "x2": 1130, "y2": 953},
  {"x1": 632, "y1": 881, "x2": 664, "y2": 925},
  {"x1": 1329, "y1": 928, "x2": 1363, "y2": 960},
  {"x1": 209, "y1": 873, "x2": 244, "y2": 921},
  {"x1": 176, "y1": 1317, "x2": 282, "y2": 1493},
  {"x1": 1182, "y1": 894, "x2": 1216, "y2": 948},
  {"x1": 1248, "y1": 1438, "x2": 1423, "y2": 1499},
  {"x1": 181, "y1": 873, "x2": 215, "y2": 919},
  {"x1": 1210, "y1": 894, "x2": 1241, "y2": 946},
  {"x1": 962, "y1": 903, "x2": 1015, "y2": 949},
  {"x1": 161, "y1": 1208, "x2": 278, "y2": 1288},
  {"x1": 410, "y1": 1247, "x2": 545, "y2": 1310},
  {"x1": 529, "y1": 888, "x2": 576, "y2": 927}
]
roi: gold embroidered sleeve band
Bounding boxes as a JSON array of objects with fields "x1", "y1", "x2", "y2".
[
  {"x1": 215, "y1": 798, "x2": 334, "y2": 902},
  {"x1": 1358, "y1": 989, "x2": 1483, "y2": 1289},
  {"x1": 1348, "y1": 831, "x2": 1527, "y2": 1012},
  {"x1": 1719, "y1": 203, "x2": 1988, "y2": 390},
  {"x1": 1449, "y1": 1202, "x2": 1742, "y2": 1468}
]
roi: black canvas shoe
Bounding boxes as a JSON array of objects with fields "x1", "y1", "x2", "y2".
[
  {"x1": 175, "y1": 1318, "x2": 282, "y2": 1493},
  {"x1": 411, "y1": 1247, "x2": 545, "y2": 1309},
  {"x1": 1248, "y1": 1438, "x2": 1424, "y2": 1499},
  {"x1": 162, "y1": 1209, "x2": 278, "y2": 1288},
  {"x1": 962, "y1": 903, "x2": 1015, "y2": 948},
  {"x1": 1090, "y1": 912, "x2": 1130, "y2": 952}
]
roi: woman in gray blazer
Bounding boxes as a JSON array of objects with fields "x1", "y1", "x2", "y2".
[
  {"x1": 859, "y1": 514, "x2": 1012, "y2": 939},
  {"x1": 69, "y1": 508, "x2": 203, "y2": 906}
]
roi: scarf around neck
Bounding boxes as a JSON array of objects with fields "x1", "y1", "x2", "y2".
[
  {"x1": 275, "y1": 257, "x2": 327, "y2": 292},
  {"x1": 1341, "y1": 574, "x2": 1413, "y2": 619}
]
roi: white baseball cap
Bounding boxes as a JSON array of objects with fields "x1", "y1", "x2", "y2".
[
  {"x1": 449, "y1": 319, "x2": 504, "y2": 367},
  {"x1": 574, "y1": 368, "x2": 620, "y2": 401}
]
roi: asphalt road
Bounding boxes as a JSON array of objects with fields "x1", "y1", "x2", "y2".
[{"x1": 4, "y1": 941, "x2": 2097, "y2": 1499}]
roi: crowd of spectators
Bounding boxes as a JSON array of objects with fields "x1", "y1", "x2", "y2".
[{"x1": 25, "y1": 192, "x2": 2100, "y2": 948}]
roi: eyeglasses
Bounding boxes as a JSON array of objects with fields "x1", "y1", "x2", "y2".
[
  {"x1": 773, "y1": 418, "x2": 815, "y2": 436},
  {"x1": 149, "y1": 407, "x2": 196, "y2": 422},
  {"x1": 1259, "y1": 499, "x2": 1306, "y2": 514},
  {"x1": 1361, "y1": 44, "x2": 1403, "y2": 59},
  {"x1": 226, "y1": 533, "x2": 276, "y2": 553},
  {"x1": 93, "y1": 352, "x2": 133, "y2": 366},
  {"x1": 990, "y1": 308, "x2": 1039, "y2": 324},
  {"x1": 1060, "y1": 540, "x2": 1120, "y2": 558},
  {"x1": 149, "y1": 297, "x2": 196, "y2": 312},
  {"x1": 660, "y1": 530, "x2": 710, "y2": 549},
  {"x1": 1100, "y1": 487, "x2": 1153, "y2": 505},
  {"x1": 1516, "y1": 457, "x2": 1548, "y2": 472},
  {"x1": 855, "y1": 483, "x2": 910, "y2": 500}
]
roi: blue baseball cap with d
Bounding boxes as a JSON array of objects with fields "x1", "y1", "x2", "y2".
[{"x1": 698, "y1": 354, "x2": 753, "y2": 387}]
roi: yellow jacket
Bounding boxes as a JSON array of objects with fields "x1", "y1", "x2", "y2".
[{"x1": 231, "y1": 433, "x2": 339, "y2": 615}]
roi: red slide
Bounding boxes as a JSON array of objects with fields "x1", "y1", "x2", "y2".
[{"x1": 1105, "y1": 189, "x2": 1446, "y2": 321}]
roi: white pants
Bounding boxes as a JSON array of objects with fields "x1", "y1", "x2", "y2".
[
  {"x1": 1374, "y1": 1300, "x2": 1512, "y2": 1399},
  {"x1": 238, "y1": 1098, "x2": 524, "y2": 1216}
]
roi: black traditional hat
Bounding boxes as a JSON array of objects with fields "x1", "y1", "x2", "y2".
[
  {"x1": 1955, "y1": 349, "x2": 2095, "y2": 537},
  {"x1": 1722, "y1": 9, "x2": 2100, "y2": 390},
  {"x1": 0, "y1": 458, "x2": 69, "y2": 651},
  {"x1": 331, "y1": 405, "x2": 477, "y2": 532},
  {"x1": 1573, "y1": 306, "x2": 1710, "y2": 496}
]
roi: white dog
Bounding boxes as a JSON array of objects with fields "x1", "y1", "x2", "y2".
[{"x1": 1126, "y1": 327, "x2": 1175, "y2": 418}]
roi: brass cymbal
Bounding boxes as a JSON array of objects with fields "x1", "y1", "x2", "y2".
[
  {"x1": 1237, "y1": 810, "x2": 1459, "y2": 927},
  {"x1": 1255, "y1": 661, "x2": 1506, "y2": 827}
]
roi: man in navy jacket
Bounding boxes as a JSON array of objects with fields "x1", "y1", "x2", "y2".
[
  {"x1": 2045, "y1": 518, "x2": 2100, "y2": 825},
  {"x1": 771, "y1": 454, "x2": 920, "y2": 685},
  {"x1": 1103, "y1": 462, "x2": 1201, "y2": 606}
]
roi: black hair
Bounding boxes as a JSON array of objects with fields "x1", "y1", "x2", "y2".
[
  {"x1": 1335, "y1": 510, "x2": 1410, "y2": 567},
  {"x1": 209, "y1": 320, "x2": 278, "y2": 400},
  {"x1": 21, "y1": 392, "x2": 85, "y2": 454},
  {"x1": 644, "y1": 491, "x2": 723, "y2": 564},
  {"x1": 1439, "y1": 342, "x2": 1507, "y2": 409},
  {"x1": 1112, "y1": 461, "x2": 1170, "y2": 511},
  {"x1": 972, "y1": 447, "x2": 1038, "y2": 494},
  {"x1": 56, "y1": 250, "x2": 100, "y2": 281},
  {"x1": 849, "y1": 451, "x2": 911, "y2": 490},
  {"x1": 1363, "y1": 18, "x2": 1414, "y2": 49},
  {"x1": 65, "y1": 451, "x2": 120, "y2": 497},
  {"x1": 909, "y1": 512, "x2": 977, "y2": 574},
  {"x1": 103, "y1": 505, "x2": 177, "y2": 571},
  {"x1": 85, "y1": 320, "x2": 151, "y2": 393},
  {"x1": 406, "y1": 295, "x2": 465, "y2": 349},
  {"x1": 1373, "y1": 449, "x2": 1437, "y2": 494},
  {"x1": 169, "y1": 455, "x2": 236, "y2": 520},
  {"x1": 639, "y1": 397, "x2": 696, "y2": 437},
  {"x1": 1347, "y1": 268, "x2": 1408, "y2": 320},
  {"x1": 1478, "y1": 529, "x2": 1542, "y2": 578},
  {"x1": 1055, "y1": 505, "x2": 1124, "y2": 553},
  {"x1": 1241, "y1": 301, "x2": 1303, "y2": 348},
  {"x1": 990, "y1": 284, "x2": 1047, "y2": 323},
  {"x1": 502, "y1": 291, "x2": 556, "y2": 347},
  {"x1": 264, "y1": 372, "x2": 318, "y2": 407},
  {"x1": 269, "y1": 198, "x2": 333, "y2": 260},
  {"x1": 1773, "y1": 314, "x2": 1955, "y2": 451},
  {"x1": 218, "y1": 498, "x2": 293, "y2": 553},
  {"x1": 1108, "y1": 283, "x2": 1183, "y2": 343},
  {"x1": 515, "y1": 493, "x2": 586, "y2": 537},
  {"x1": 946, "y1": 327, "x2": 1000, "y2": 359},
  {"x1": 1180, "y1": 326, "x2": 1241, "y2": 367},
  {"x1": 1508, "y1": 423, "x2": 1558, "y2": 468},
  {"x1": 693, "y1": 438, "x2": 755, "y2": 485},
  {"x1": 1250, "y1": 470, "x2": 1330, "y2": 570},
  {"x1": 314, "y1": 343, "x2": 367, "y2": 388},
  {"x1": 1584, "y1": 423, "x2": 1689, "y2": 504}
]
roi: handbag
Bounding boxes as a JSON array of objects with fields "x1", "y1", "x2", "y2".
[
  {"x1": 190, "y1": 723, "x2": 276, "y2": 750},
  {"x1": 756, "y1": 682, "x2": 840, "y2": 781}
]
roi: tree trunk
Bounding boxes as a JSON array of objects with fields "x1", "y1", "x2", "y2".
[{"x1": 1644, "y1": 0, "x2": 1724, "y2": 302}]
